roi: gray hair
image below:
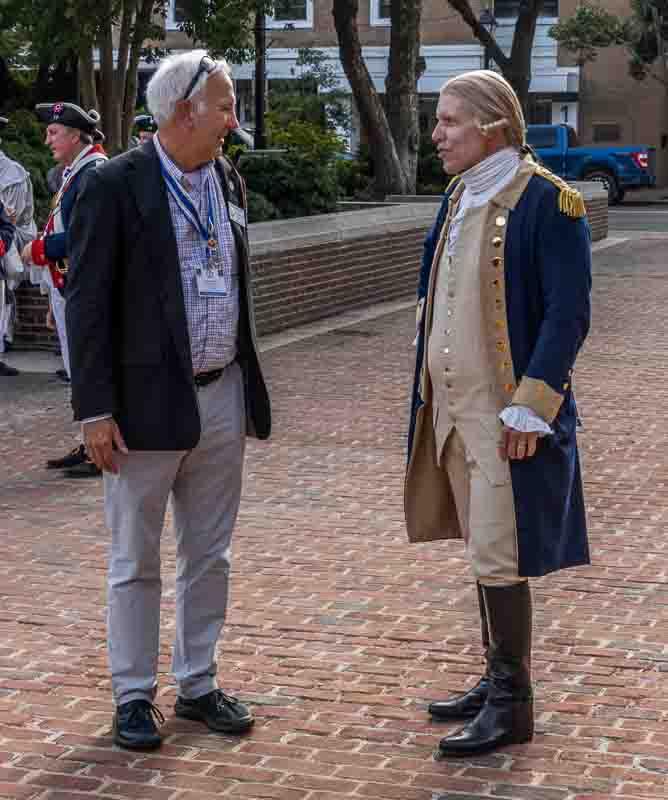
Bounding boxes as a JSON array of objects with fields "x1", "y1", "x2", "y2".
[{"x1": 146, "y1": 50, "x2": 231, "y2": 127}]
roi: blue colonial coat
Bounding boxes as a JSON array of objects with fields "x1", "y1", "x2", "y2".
[{"x1": 405, "y1": 159, "x2": 592, "y2": 577}]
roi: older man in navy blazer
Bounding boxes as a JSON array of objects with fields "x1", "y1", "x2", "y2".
[{"x1": 66, "y1": 51, "x2": 271, "y2": 750}]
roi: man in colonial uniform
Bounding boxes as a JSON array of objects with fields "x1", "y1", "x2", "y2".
[
  {"x1": 0, "y1": 116, "x2": 37, "y2": 375},
  {"x1": 21, "y1": 102, "x2": 108, "y2": 475},
  {"x1": 405, "y1": 70, "x2": 591, "y2": 757}
]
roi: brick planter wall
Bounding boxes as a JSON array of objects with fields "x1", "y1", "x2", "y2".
[
  {"x1": 251, "y1": 227, "x2": 428, "y2": 337},
  {"x1": 13, "y1": 284, "x2": 59, "y2": 351},
  {"x1": 12, "y1": 187, "x2": 608, "y2": 350}
]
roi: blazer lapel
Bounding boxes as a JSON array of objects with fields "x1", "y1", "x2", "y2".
[{"x1": 127, "y1": 141, "x2": 194, "y2": 379}]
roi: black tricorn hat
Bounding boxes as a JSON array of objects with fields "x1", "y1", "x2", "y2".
[
  {"x1": 0, "y1": 116, "x2": 8, "y2": 128},
  {"x1": 134, "y1": 114, "x2": 157, "y2": 133},
  {"x1": 35, "y1": 102, "x2": 102, "y2": 138}
]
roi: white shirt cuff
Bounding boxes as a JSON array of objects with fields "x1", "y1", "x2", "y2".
[{"x1": 499, "y1": 405, "x2": 553, "y2": 436}]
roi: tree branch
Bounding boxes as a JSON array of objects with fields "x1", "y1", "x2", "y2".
[{"x1": 445, "y1": 0, "x2": 510, "y2": 70}]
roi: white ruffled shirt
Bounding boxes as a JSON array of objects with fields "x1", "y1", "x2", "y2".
[{"x1": 450, "y1": 148, "x2": 552, "y2": 437}]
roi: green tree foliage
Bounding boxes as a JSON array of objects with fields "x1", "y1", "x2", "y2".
[
  {"x1": 627, "y1": 0, "x2": 668, "y2": 78},
  {"x1": 268, "y1": 48, "x2": 351, "y2": 137},
  {"x1": 177, "y1": 0, "x2": 270, "y2": 64},
  {"x1": 549, "y1": 4, "x2": 629, "y2": 65},
  {"x1": 239, "y1": 151, "x2": 339, "y2": 218},
  {"x1": 550, "y1": 1, "x2": 667, "y2": 82}
]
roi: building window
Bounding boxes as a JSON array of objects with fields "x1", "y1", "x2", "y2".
[
  {"x1": 593, "y1": 123, "x2": 621, "y2": 143},
  {"x1": 527, "y1": 96, "x2": 552, "y2": 125},
  {"x1": 494, "y1": 0, "x2": 558, "y2": 17},
  {"x1": 266, "y1": 0, "x2": 314, "y2": 28},
  {"x1": 370, "y1": 0, "x2": 391, "y2": 26},
  {"x1": 166, "y1": 0, "x2": 187, "y2": 29}
]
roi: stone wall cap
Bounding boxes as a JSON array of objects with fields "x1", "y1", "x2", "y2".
[{"x1": 249, "y1": 202, "x2": 440, "y2": 255}]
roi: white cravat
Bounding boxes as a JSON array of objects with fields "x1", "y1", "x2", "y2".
[{"x1": 447, "y1": 148, "x2": 521, "y2": 257}]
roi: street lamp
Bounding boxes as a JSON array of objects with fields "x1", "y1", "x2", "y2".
[{"x1": 479, "y1": 7, "x2": 498, "y2": 70}]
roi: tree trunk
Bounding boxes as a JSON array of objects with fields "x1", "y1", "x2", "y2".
[
  {"x1": 98, "y1": 0, "x2": 119, "y2": 152},
  {"x1": 333, "y1": 0, "x2": 408, "y2": 196},
  {"x1": 79, "y1": 47, "x2": 99, "y2": 111},
  {"x1": 113, "y1": 0, "x2": 134, "y2": 150},
  {"x1": 445, "y1": 0, "x2": 544, "y2": 115},
  {"x1": 122, "y1": 0, "x2": 154, "y2": 149},
  {"x1": 386, "y1": 0, "x2": 422, "y2": 192},
  {"x1": 507, "y1": 0, "x2": 544, "y2": 113}
]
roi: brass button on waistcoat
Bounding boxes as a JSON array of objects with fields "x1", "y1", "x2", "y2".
[
  {"x1": 492, "y1": 236, "x2": 503, "y2": 248},
  {"x1": 495, "y1": 216, "x2": 507, "y2": 227}
]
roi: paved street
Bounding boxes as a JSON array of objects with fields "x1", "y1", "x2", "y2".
[
  {"x1": 609, "y1": 203, "x2": 668, "y2": 233},
  {"x1": 1, "y1": 231, "x2": 668, "y2": 800}
]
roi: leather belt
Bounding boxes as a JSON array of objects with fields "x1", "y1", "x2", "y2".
[{"x1": 193, "y1": 368, "x2": 225, "y2": 389}]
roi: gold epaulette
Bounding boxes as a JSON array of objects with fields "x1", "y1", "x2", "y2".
[{"x1": 533, "y1": 164, "x2": 587, "y2": 219}]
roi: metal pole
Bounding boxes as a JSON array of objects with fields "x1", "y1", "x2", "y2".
[{"x1": 254, "y1": 2, "x2": 266, "y2": 150}]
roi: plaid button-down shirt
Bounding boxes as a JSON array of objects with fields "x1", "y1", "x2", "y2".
[{"x1": 154, "y1": 135, "x2": 239, "y2": 374}]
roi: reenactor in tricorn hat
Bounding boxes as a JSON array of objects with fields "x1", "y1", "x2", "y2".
[{"x1": 21, "y1": 102, "x2": 108, "y2": 476}]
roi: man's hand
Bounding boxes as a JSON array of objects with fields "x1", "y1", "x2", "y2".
[
  {"x1": 498, "y1": 426, "x2": 539, "y2": 462},
  {"x1": 45, "y1": 307, "x2": 55, "y2": 330},
  {"x1": 83, "y1": 419, "x2": 129, "y2": 474},
  {"x1": 21, "y1": 242, "x2": 33, "y2": 265}
]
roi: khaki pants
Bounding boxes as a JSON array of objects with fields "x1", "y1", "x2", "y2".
[{"x1": 442, "y1": 429, "x2": 523, "y2": 586}]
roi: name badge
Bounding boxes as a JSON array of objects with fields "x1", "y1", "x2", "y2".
[
  {"x1": 196, "y1": 267, "x2": 229, "y2": 297},
  {"x1": 228, "y1": 202, "x2": 246, "y2": 228}
]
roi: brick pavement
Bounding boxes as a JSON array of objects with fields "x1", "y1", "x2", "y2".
[{"x1": 1, "y1": 234, "x2": 668, "y2": 800}]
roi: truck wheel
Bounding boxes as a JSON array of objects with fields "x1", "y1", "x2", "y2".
[{"x1": 583, "y1": 169, "x2": 621, "y2": 206}]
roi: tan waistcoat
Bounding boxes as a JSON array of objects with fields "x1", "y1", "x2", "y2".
[{"x1": 426, "y1": 205, "x2": 510, "y2": 487}]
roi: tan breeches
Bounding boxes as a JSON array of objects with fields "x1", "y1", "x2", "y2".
[{"x1": 442, "y1": 429, "x2": 525, "y2": 586}]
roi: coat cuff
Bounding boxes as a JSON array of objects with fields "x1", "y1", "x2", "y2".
[
  {"x1": 511, "y1": 376, "x2": 563, "y2": 424},
  {"x1": 31, "y1": 238, "x2": 47, "y2": 266},
  {"x1": 0, "y1": 240, "x2": 5, "y2": 258}
]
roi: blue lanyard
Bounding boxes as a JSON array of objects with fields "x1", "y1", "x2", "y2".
[{"x1": 161, "y1": 164, "x2": 217, "y2": 248}]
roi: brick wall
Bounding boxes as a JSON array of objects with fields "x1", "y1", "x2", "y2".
[
  {"x1": 13, "y1": 284, "x2": 59, "y2": 351},
  {"x1": 12, "y1": 204, "x2": 438, "y2": 351},
  {"x1": 252, "y1": 228, "x2": 427, "y2": 337},
  {"x1": 585, "y1": 196, "x2": 608, "y2": 242},
  {"x1": 12, "y1": 193, "x2": 608, "y2": 350}
]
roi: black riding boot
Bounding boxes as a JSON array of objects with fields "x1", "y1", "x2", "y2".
[
  {"x1": 429, "y1": 582, "x2": 490, "y2": 720},
  {"x1": 438, "y1": 581, "x2": 533, "y2": 757}
]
